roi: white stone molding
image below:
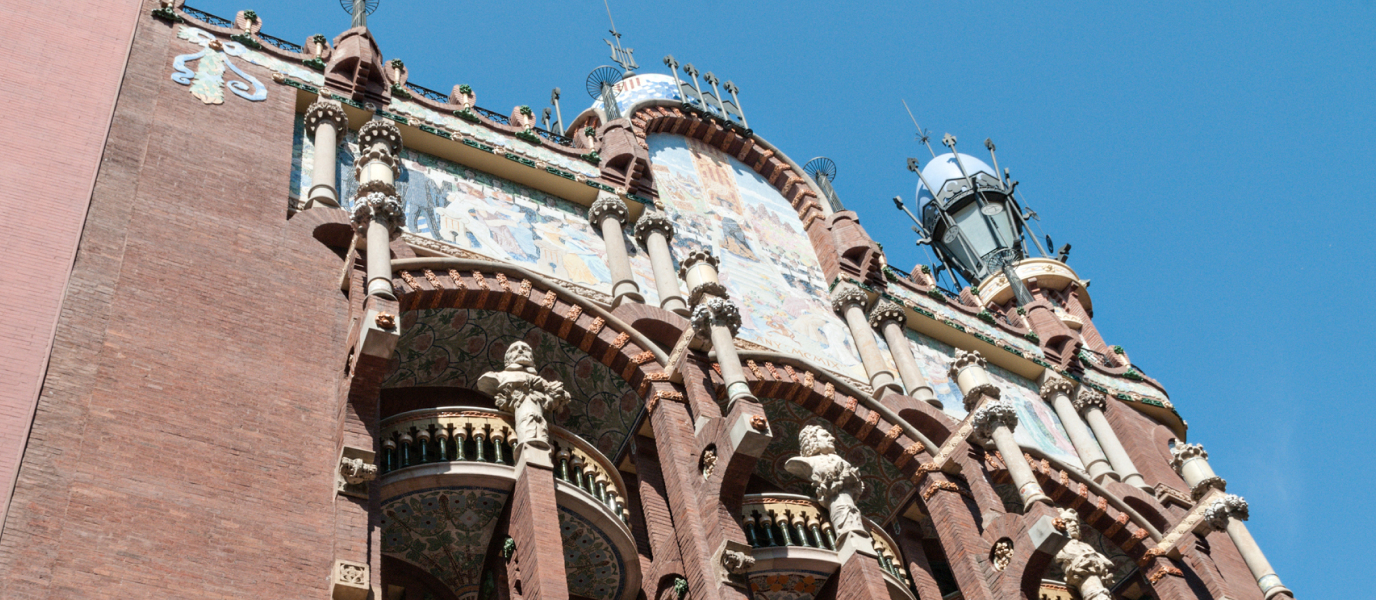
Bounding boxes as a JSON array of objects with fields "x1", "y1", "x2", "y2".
[
  {"x1": 866, "y1": 298, "x2": 907, "y2": 329},
  {"x1": 350, "y1": 192, "x2": 404, "y2": 238},
  {"x1": 357, "y1": 118, "x2": 402, "y2": 154},
  {"x1": 829, "y1": 283, "x2": 869, "y2": 315},
  {"x1": 1203, "y1": 494, "x2": 1249, "y2": 532},
  {"x1": 1072, "y1": 389, "x2": 1107, "y2": 415}
]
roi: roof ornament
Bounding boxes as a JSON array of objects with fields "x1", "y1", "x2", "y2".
[
  {"x1": 339, "y1": 0, "x2": 378, "y2": 29},
  {"x1": 803, "y1": 158, "x2": 842, "y2": 212},
  {"x1": 902, "y1": 99, "x2": 937, "y2": 159},
  {"x1": 602, "y1": 0, "x2": 638, "y2": 74}
]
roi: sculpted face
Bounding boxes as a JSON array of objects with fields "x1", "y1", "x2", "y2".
[
  {"x1": 505, "y1": 341, "x2": 536, "y2": 369},
  {"x1": 1058, "y1": 508, "x2": 1082, "y2": 540},
  {"x1": 799, "y1": 425, "x2": 837, "y2": 457}
]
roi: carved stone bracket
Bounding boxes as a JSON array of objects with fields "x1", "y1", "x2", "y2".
[
  {"x1": 1202, "y1": 494, "x2": 1248, "y2": 531},
  {"x1": 331, "y1": 559, "x2": 370, "y2": 600},
  {"x1": 716, "y1": 540, "x2": 755, "y2": 589},
  {"x1": 336, "y1": 446, "x2": 377, "y2": 499}
]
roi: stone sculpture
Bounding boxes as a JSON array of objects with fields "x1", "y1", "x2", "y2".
[
  {"x1": 1053, "y1": 509, "x2": 1116, "y2": 600},
  {"x1": 477, "y1": 341, "x2": 570, "y2": 451},
  {"x1": 785, "y1": 425, "x2": 866, "y2": 540}
]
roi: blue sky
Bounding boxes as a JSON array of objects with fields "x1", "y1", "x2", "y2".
[{"x1": 192, "y1": 0, "x2": 1372, "y2": 594}]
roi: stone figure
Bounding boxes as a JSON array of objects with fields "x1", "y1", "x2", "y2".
[
  {"x1": 476, "y1": 341, "x2": 570, "y2": 451},
  {"x1": 1053, "y1": 509, "x2": 1116, "y2": 600},
  {"x1": 784, "y1": 425, "x2": 866, "y2": 540}
]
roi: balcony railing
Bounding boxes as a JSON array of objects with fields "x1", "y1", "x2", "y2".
[
  {"x1": 740, "y1": 494, "x2": 912, "y2": 585},
  {"x1": 380, "y1": 407, "x2": 629, "y2": 524}
]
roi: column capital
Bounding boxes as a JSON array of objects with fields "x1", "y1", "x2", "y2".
[
  {"x1": 1203, "y1": 494, "x2": 1249, "y2": 531},
  {"x1": 947, "y1": 348, "x2": 987, "y2": 377},
  {"x1": 1072, "y1": 389, "x2": 1107, "y2": 415},
  {"x1": 949, "y1": 349, "x2": 999, "y2": 411},
  {"x1": 633, "y1": 210, "x2": 674, "y2": 247},
  {"x1": 305, "y1": 98, "x2": 348, "y2": 137},
  {"x1": 588, "y1": 192, "x2": 630, "y2": 227},
  {"x1": 357, "y1": 118, "x2": 402, "y2": 154},
  {"x1": 1169, "y1": 442, "x2": 1208, "y2": 473},
  {"x1": 351, "y1": 191, "x2": 403, "y2": 238},
  {"x1": 830, "y1": 282, "x2": 869, "y2": 315},
  {"x1": 690, "y1": 296, "x2": 741, "y2": 338},
  {"x1": 971, "y1": 399, "x2": 1018, "y2": 443},
  {"x1": 679, "y1": 249, "x2": 725, "y2": 304},
  {"x1": 1039, "y1": 377, "x2": 1076, "y2": 401},
  {"x1": 866, "y1": 298, "x2": 907, "y2": 329}
]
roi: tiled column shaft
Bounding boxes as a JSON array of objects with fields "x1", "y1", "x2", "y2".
[
  {"x1": 305, "y1": 99, "x2": 347, "y2": 208},
  {"x1": 1039, "y1": 378, "x2": 1115, "y2": 483},
  {"x1": 1075, "y1": 390, "x2": 1148, "y2": 490},
  {"x1": 634, "y1": 211, "x2": 688, "y2": 315},
  {"x1": 1173, "y1": 444, "x2": 1293, "y2": 600},
  {"x1": 868, "y1": 299, "x2": 939, "y2": 407},
  {"x1": 588, "y1": 193, "x2": 643, "y2": 306},
  {"x1": 831, "y1": 284, "x2": 901, "y2": 398}
]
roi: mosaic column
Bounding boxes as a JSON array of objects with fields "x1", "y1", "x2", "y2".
[
  {"x1": 1038, "y1": 377, "x2": 1116, "y2": 483},
  {"x1": 950, "y1": 350, "x2": 1051, "y2": 510},
  {"x1": 830, "y1": 283, "x2": 902, "y2": 398},
  {"x1": 633, "y1": 210, "x2": 689, "y2": 316},
  {"x1": 304, "y1": 98, "x2": 348, "y2": 209},
  {"x1": 681, "y1": 250, "x2": 753, "y2": 405},
  {"x1": 867, "y1": 299, "x2": 940, "y2": 407},
  {"x1": 1172, "y1": 444, "x2": 1293, "y2": 600},
  {"x1": 1073, "y1": 390, "x2": 1149, "y2": 491},
  {"x1": 588, "y1": 192, "x2": 644, "y2": 306},
  {"x1": 352, "y1": 118, "x2": 404, "y2": 299}
]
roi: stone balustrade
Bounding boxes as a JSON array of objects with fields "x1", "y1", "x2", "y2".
[
  {"x1": 380, "y1": 406, "x2": 629, "y2": 524},
  {"x1": 740, "y1": 493, "x2": 912, "y2": 587}
]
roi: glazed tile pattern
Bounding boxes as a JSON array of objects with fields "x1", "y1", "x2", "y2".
[
  {"x1": 384, "y1": 309, "x2": 640, "y2": 455},
  {"x1": 292, "y1": 118, "x2": 657, "y2": 302},
  {"x1": 754, "y1": 395, "x2": 912, "y2": 521},
  {"x1": 559, "y1": 507, "x2": 625, "y2": 600},
  {"x1": 647, "y1": 133, "x2": 866, "y2": 380},
  {"x1": 380, "y1": 487, "x2": 509, "y2": 600},
  {"x1": 749, "y1": 571, "x2": 833, "y2": 600}
]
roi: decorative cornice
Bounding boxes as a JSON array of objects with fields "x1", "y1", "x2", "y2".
[
  {"x1": 633, "y1": 210, "x2": 674, "y2": 247},
  {"x1": 588, "y1": 193, "x2": 629, "y2": 227},
  {"x1": 1072, "y1": 389, "x2": 1107, "y2": 415},
  {"x1": 357, "y1": 118, "x2": 402, "y2": 155},
  {"x1": 829, "y1": 283, "x2": 868, "y2": 315},
  {"x1": 1039, "y1": 377, "x2": 1076, "y2": 401},
  {"x1": 866, "y1": 298, "x2": 906, "y2": 330},
  {"x1": 304, "y1": 98, "x2": 348, "y2": 137}
]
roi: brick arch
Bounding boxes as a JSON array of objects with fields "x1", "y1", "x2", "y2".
[
  {"x1": 390, "y1": 261, "x2": 673, "y2": 412},
  {"x1": 628, "y1": 105, "x2": 841, "y2": 279}
]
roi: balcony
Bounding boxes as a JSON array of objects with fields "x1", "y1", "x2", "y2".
[
  {"x1": 377, "y1": 407, "x2": 639, "y2": 600},
  {"x1": 742, "y1": 493, "x2": 915, "y2": 600}
]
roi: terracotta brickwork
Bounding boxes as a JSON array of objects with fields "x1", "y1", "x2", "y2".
[{"x1": 0, "y1": 6, "x2": 1290, "y2": 600}]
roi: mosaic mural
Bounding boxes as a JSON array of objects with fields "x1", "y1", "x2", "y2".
[
  {"x1": 172, "y1": 27, "x2": 266, "y2": 104},
  {"x1": 559, "y1": 507, "x2": 625, "y2": 600},
  {"x1": 384, "y1": 309, "x2": 640, "y2": 455},
  {"x1": 749, "y1": 571, "x2": 833, "y2": 600},
  {"x1": 381, "y1": 487, "x2": 510, "y2": 600},
  {"x1": 902, "y1": 329, "x2": 1085, "y2": 469},
  {"x1": 646, "y1": 133, "x2": 866, "y2": 380},
  {"x1": 292, "y1": 119, "x2": 656, "y2": 302},
  {"x1": 754, "y1": 395, "x2": 913, "y2": 521}
]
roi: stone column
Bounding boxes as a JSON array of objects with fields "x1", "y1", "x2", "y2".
[
  {"x1": 304, "y1": 98, "x2": 348, "y2": 209},
  {"x1": 1038, "y1": 377, "x2": 1116, "y2": 483},
  {"x1": 633, "y1": 210, "x2": 688, "y2": 315},
  {"x1": 1074, "y1": 390, "x2": 1149, "y2": 491},
  {"x1": 867, "y1": 299, "x2": 940, "y2": 407},
  {"x1": 1173, "y1": 444, "x2": 1293, "y2": 600},
  {"x1": 352, "y1": 118, "x2": 403, "y2": 299},
  {"x1": 950, "y1": 350, "x2": 1051, "y2": 510},
  {"x1": 588, "y1": 192, "x2": 644, "y2": 306},
  {"x1": 830, "y1": 283, "x2": 902, "y2": 398},
  {"x1": 681, "y1": 251, "x2": 752, "y2": 405}
]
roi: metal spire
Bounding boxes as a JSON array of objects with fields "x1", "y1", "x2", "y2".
[
  {"x1": 603, "y1": 0, "x2": 638, "y2": 73},
  {"x1": 902, "y1": 99, "x2": 937, "y2": 159},
  {"x1": 340, "y1": 0, "x2": 379, "y2": 28}
]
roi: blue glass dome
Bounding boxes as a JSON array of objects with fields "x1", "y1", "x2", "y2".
[{"x1": 916, "y1": 152, "x2": 999, "y2": 208}]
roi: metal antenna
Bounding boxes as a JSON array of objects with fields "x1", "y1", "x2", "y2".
[
  {"x1": 902, "y1": 99, "x2": 937, "y2": 159},
  {"x1": 340, "y1": 0, "x2": 379, "y2": 28},
  {"x1": 602, "y1": 0, "x2": 637, "y2": 73},
  {"x1": 550, "y1": 88, "x2": 564, "y2": 135},
  {"x1": 541, "y1": 107, "x2": 552, "y2": 130},
  {"x1": 984, "y1": 138, "x2": 1007, "y2": 190}
]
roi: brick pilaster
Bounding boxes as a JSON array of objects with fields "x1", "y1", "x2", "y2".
[
  {"x1": 834, "y1": 546, "x2": 890, "y2": 600},
  {"x1": 509, "y1": 454, "x2": 569, "y2": 600},
  {"x1": 649, "y1": 399, "x2": 721, "y2": 600},
  {"x1": 893, "y1": 517, "x2": 944, "y2": 600},
  {"x1": 916, "y1": 473, "x2": 998, "y2": 600}
]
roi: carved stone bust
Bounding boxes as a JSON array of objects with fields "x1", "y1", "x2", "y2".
[
  {"x1": 1053, "y1": 509, "x2": 1116, "y2": 600},
  {"x1": 785, "y1": 426, "x2": 866, "y2": 539},
  {"x1": 476, "y1": 341, "x2": 570, "y2": 451}
]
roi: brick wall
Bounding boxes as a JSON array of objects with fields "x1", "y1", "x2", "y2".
[
  {"x1": 0, "y1": 4, "x2": 353, "y2": 596},
  {"x1": 0, "y1": 0, "x2": 145, "y2": 532}
]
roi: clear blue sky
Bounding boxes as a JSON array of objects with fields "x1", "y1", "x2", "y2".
[{"x1": 193, "y1": 0, "x2": 1372, "y2": 594}]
